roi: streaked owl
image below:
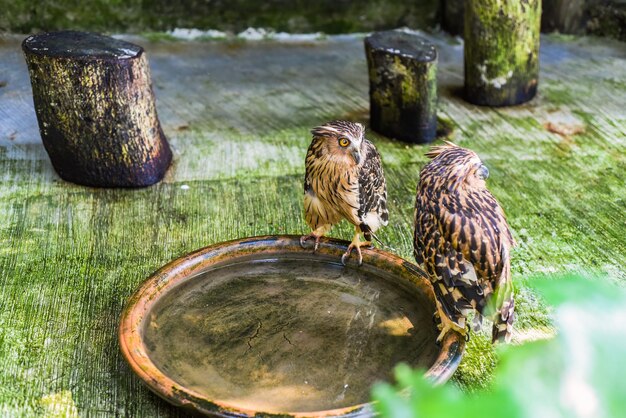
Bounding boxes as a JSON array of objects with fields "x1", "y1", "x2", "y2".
[
  {"x1": 414, "y1": 142, "x2": 516, "y2": 343},
  {"x1": 301, "y1": 120, "x2": 388, "y2": 265}
]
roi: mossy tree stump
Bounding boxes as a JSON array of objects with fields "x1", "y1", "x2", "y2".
[
  {"x1": 22, "y1": 31, "x2": 172, "y2": 187},
  {"x1": 464, "y1": 0, "x2": 541, "y2": 107},
  {"x1": 365, "y1": 30, "x2": 438, "y2": 144}
]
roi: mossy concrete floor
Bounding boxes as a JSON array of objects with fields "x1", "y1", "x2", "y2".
[{"x1": 0, "y1": 31, "x2": 625, "y2": 415}]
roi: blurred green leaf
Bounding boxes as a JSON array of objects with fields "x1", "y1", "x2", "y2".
[
  {"x1": 373, "y1": 273, "x2": 626, "y2": 418},
  {"x1": 526, "y1": 273, "x2": 624, "y2": 306}
]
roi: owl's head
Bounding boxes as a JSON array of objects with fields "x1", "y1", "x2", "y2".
[
  {"x1": 311, "y1": 120, "x2": 365, "y2": 166},
  {"x1": 425, "y1": 141, "x2": 489, "y2": 189}
]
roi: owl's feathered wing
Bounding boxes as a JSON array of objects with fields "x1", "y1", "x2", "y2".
[
  {"x1": 414, "y1": 150, "x2": 515, "y2": 343},
  {"x1": 356, "y1": 140, "x2": 389, "y2": 236}
]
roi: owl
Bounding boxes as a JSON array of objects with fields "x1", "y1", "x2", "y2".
[
  {"x1": 301, "y1": 120, "x2": 388, "y2": 265},
  {"x1": 414, "y1": 142, "x2": 516, "y2": 343}
]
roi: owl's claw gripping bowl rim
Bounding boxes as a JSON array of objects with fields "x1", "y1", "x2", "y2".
[
  {"x1": 119, "y1": 235, "x2": 465, "y2": 417},
  {"x1": 300, "y1": 233, "x2": 321, "y2": 252},
  {"x1": 341, "y1": 246, "x2": 363, "y2": 266}
]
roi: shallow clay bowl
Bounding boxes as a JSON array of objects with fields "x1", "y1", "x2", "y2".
[{"x1": 119, "y1": 235, "x2": 464, "y2": 417}]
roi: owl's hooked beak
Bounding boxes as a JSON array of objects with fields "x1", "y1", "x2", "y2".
[
  {"x1": 351, "y1": 148, "x2": 361, "y2": 165},
  {"x1": 478, "y1": 164, "x2": 489, "y2": 180}
]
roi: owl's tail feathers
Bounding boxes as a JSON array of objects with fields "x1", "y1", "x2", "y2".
[
  {"x1": 491, "y1": 245, "x2": 514, "y2": 344},
  {"x1": 492, "y1": 297, "x2": 515, "y2": 344},
  {"x1": 360, "y1": 223, "x2": 383, "y2": 245},
  {"x1": 363, "y1": 231, "x2": 383, "y2": 246}
]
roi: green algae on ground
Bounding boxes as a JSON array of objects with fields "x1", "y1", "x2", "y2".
[
  {"x1": 40, "y1": 391, "x2": 79, "y2": 418},
  {"x1": 0, "y1": 32, "x2": 625, "y2": 416},
  {"x1": 453, "y1": 332, "x2": 497, "y2": 392}
]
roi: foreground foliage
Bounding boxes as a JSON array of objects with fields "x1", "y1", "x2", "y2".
[{"x1": 373, "y1": 274, "x2": 626, "y2": 418}]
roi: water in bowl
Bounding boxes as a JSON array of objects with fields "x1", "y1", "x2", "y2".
[{"x1": 143, "y1": 257, "x2": 438, "y2": 413}]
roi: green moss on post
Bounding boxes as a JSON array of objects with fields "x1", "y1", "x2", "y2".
[
  {"x1": 365, "y1": 31, "x2": 438, "y2": 144},
  {"x1": 22, "y1": 31, "x2": 172, "y2": 187},
  {"x1": 464, "y1": 0, "x2": 541, "y2": 106}
]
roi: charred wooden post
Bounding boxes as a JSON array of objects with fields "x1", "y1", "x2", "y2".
[
  {"x1": 22, "y1": 31, "x2": 172, "y2": 187},
  {"x1": 365, "y1": 30, "x2": 438, "y2": 144},
  {"x1": 464, "y1": 0, "x2": 541, "y2": 107}
]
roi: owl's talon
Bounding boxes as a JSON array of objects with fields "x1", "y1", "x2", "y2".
[
  {"x1": 300, "y1": 233, "x2": 321, "y2": 252},
  {"x1": 434, "y1": 304, "x2": 467, "y2": 343},
  {"x1": 341, "y1": 251, "x2": 349, "y2": 266},
  {"x1": 341, "y1": 242, "x2": 363, "y2": 266},
  {"x1": 356, "y1": 247, "x2": 363, "y2": 265},
  {"x1": 436, "y1": 320, "x2": 468, "y2": 343}
]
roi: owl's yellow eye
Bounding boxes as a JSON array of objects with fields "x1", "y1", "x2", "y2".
[{"x1": 338, "y1": 138, "x2": 351, "y2": 147}]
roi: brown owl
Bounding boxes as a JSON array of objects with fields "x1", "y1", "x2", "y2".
[
  {"x1": 301, "y1": 120, "x2": 388, "y2": 265},
  {"x1": 414, "y1": 142, "x2": 516, "y2": 343}
]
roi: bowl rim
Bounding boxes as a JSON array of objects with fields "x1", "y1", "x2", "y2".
[{"x1": 119, "y1": 235, "x2": 465, "y2": 417}]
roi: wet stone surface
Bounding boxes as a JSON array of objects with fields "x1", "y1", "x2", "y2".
[{"x1": 144, "y1": 258, "x2": 438, "y2": 413}]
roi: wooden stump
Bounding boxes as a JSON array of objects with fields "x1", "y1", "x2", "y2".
[
  {"x1": 464, "y1": 0, "x2": 541, "y2": 107},
  {"x1": 442, "y1": 0, "x2": 465, "y2": 37},
  {"x1": 22, "y1": 31, "x2": 172, "y2": 187},
  {"x1": 365, "y1": 30, "x2": 438, "y2": 144},
  {"x1": 542, "y1": 0, "x2": 587, "y2": 35}
]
